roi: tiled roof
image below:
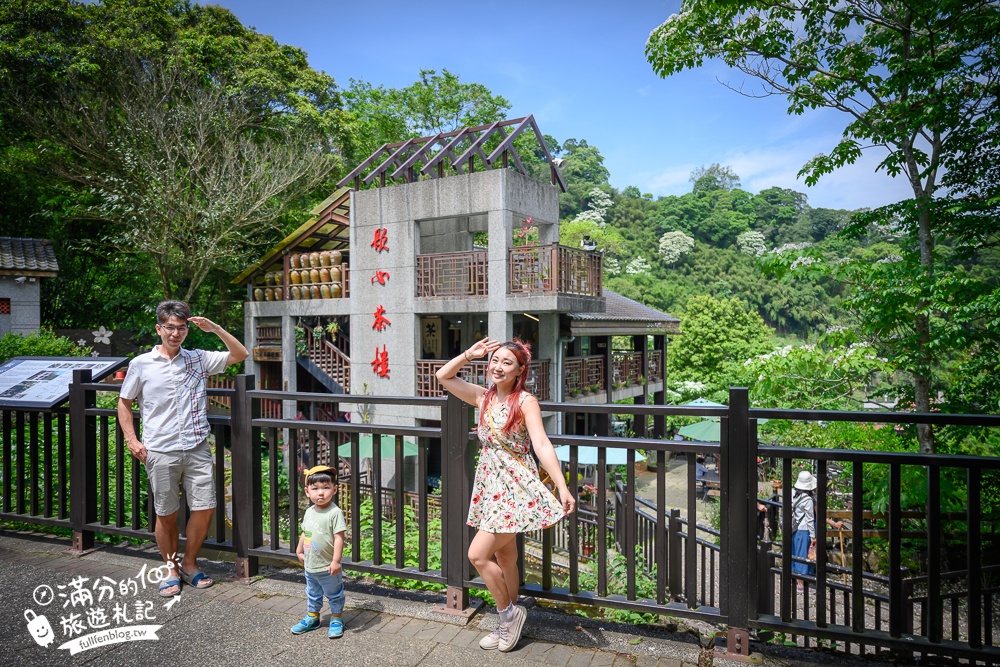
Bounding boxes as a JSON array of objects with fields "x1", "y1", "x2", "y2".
[
  {"x1": 569, "y1": 289, "x2": 679, "y2": 323},
  {"x1": 0, "y1": 237, "x2": 59, "y2": 274}
]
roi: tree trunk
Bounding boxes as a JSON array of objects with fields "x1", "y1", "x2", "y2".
[{"x1": 913, "y1": 197, "x2": 936, "y2": 454}]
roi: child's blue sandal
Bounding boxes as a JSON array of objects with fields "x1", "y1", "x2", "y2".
[
  {"x1": 328, "y1": 617, "x2": 344, "y2": 638},
  {"x1": 291, "y1": 614, "x2": 322, "y2": 635}
]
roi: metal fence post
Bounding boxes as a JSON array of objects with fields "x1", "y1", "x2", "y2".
[
  {"x1": 69, "y1": 369, "x2": 97, "y2": 553},
  {"x1": 439, "y1": 392, "x2": 475, "y2": 616},
  {"x1": 757, "y1": 540, "x2": 774, "y2": 615},
  {"x1": 230, "y1": 374, "x2": 260, "y2": 579},
  {"x1": 720, "y1": 386, "x2": 752, "y2": 658}
]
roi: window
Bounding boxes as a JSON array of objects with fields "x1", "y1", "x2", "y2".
[{"x1": 0, "y1": 298, "x2": 10, "y2": 315}]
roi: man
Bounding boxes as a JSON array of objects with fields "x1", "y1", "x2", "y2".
[{"x1": 118, "y1": 300, "x2": 248, "y2": 597}]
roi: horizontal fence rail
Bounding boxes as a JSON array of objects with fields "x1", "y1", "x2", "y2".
[{"x1": 2, "y1": 377, "x2": 998, "y2": 664}]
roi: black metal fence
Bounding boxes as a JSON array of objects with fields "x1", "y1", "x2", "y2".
[{"x1": 1, "y1": 371, "x2": 999, "y2": 664}]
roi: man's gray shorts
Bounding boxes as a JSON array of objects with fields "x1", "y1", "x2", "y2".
[{"x1": 145, "y1": 440, "x2": 217, "y2": 517}]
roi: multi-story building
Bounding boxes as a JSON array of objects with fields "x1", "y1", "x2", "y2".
[{"x1": 233, "y1": 117, "x2": 679, "y2": 481}]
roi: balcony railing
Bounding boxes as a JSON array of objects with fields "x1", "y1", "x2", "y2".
[
  {"x1": 562, "y1": 351, "x2": 665, "y2": 400},
  {"x1": 509, "y1": 243, "x2": 602, "y2": 297},
  {"x1": 416, "y1": 359, "x2": 551, "y2": 400},
  {"x1": 414, "y1": 244, "x2": 602, "y2": 299},
  {"x1": 415, "y1": 250, "x2": 488, "y2": 297}
]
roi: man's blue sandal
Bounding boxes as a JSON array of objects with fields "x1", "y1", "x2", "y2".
[
  {"x1": 179, "y1": 568, "x2": 214, "y2": 589},
  {"x1": 328, "y1": 617, "x2": 344, "y2": 638},
  {"x1": 158, "y1": 578, "x2": 181, "y2": 597}
]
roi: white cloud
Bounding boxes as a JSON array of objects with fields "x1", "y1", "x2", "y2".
[{"x1": 637, "y1": 85, "x2": 652, "y2": 97}]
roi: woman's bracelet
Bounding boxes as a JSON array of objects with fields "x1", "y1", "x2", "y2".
[{"x1": 464, "y1": 350, "x2": 472, "y2": 362}]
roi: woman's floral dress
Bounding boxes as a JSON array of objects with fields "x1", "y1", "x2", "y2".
[{"x1": 466, "y1": 395, "x2": 566, "y2": 533}]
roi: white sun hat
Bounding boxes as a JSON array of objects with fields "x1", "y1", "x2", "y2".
[{"x1": 794, "y1": 470, "x2": 817, "y2": 491}]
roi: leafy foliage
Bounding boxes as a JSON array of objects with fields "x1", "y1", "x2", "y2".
[{"x1": 0, "y1": 328, "x2": 91, "y2": 364}]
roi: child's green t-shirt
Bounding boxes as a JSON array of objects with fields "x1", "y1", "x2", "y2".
[{"x1": 301, "y1": 503, "x2": 347, "y2": 573}]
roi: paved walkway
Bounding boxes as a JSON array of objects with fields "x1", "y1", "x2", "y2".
[{"x1": 0, "y1": 529, "x2": 863, "y2": 667}]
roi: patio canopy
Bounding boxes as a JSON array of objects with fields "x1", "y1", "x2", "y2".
[
  {"x1": 554, "y1": 445, "x2": 646, "y2": 466},
  {"x1": 337, "y1": 434, "x2": 419, "y2": 458}
]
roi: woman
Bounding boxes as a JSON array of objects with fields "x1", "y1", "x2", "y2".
[
  {"x1": 436, "y1": 337, "x2": 575, "y2": 652},
  {"x1": 791, "y1": 469, "x2": 817, "y2": 583}
]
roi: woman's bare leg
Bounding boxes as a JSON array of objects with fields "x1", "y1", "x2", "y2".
[
  {"x1": 493, "y1": 537, "x2": 520, "y2": 604},
  {"x1": 468, "y1": 530, "x2": 518, "y2": 609}
]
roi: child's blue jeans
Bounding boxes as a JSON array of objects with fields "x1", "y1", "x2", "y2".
[{"x1": 304, "y1": 570, "x2": 345, "y2": 615}]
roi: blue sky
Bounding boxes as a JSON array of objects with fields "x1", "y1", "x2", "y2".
[{"x1": 219, "y1": 0, "x2": 914, "y2": 211}]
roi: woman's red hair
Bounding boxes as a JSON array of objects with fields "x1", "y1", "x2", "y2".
[{"x1": 478, "y1": 339, "x2": 533, "y2": 436}]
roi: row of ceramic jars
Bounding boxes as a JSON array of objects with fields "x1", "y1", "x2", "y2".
[
  {"x1": 289, "y1": 283, "x2": 343, "y2": 299},
  {"x1": 288, "y1": 266, "x2": 343, "y2": 285},
  {"x1": 253, "y1": 287, "x2": 285, "y2": 301},
  {"x1": 289, "y1": 250, "x2": 343, "y2": 269}
]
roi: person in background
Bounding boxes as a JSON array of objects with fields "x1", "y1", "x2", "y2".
[{"x1": 436, "y1": 337, "x2": 575, "y2": 653}]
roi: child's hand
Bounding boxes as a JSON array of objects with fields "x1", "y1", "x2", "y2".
[
  {"x1": 329, "y1": 559, "x2": 342, "y2": 576},
  {"x1": 297, "y1": 552, "x2": 305, "y2": 565}
]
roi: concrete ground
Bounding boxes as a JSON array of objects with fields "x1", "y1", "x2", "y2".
[{"x1": 0, "y1": 528, "x2": 875, "y2": 667}]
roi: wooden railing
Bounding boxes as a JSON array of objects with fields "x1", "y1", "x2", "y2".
[
  {"x1": 303, "y1": 324, "x2": 350, "y2": 392},
  {"x1": 415, "y1": 250, "x2": 488, "y2": 297},
  {"x1": 563, "y1": 355, "x2": 605, "y2": 397},
  {"x1": 7, "y1": 377, "x2": 1000, "y2": 664},
  {"x1": 416, "y1": 359, "x2": 551, "y2": 400},
  {"x1": 508, "y1": 243, "x2": 602, "y2": 297}
]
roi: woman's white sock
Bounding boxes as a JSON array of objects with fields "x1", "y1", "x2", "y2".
[{"x1": 499, "y1": 603, "x2": 514, "y2": 624}]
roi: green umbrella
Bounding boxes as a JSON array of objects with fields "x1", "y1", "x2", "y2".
[
  {"x1": 337, "y1": 434, "x2": 419, "y2": 458},
  {"x1": 677, "y1": 418, "x2": 722, "y2": 442}
]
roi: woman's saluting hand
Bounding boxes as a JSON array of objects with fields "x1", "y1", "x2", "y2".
[{"x1": 467, "y1": 337, "x2": 501, "y2": 360}]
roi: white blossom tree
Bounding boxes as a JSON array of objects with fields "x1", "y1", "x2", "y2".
[
  {"x1": 657, "y1": 230, "x2": 696, "y2": 265},
  {"x1": 736, "y1": 230, "x2": 767, "y2": 257}
]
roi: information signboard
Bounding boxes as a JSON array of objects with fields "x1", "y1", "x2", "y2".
[{"x1": 0, "y1": 356, "x2": 128, "y2": 410}]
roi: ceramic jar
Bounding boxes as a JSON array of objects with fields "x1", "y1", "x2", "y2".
[
  {"x1": 309, "y1": 285, "x2": 321, "y2": 299},
  {"x1": 319, "y1": 251, "x2": 331, "y2": 267},
  {"x1": 289, "y1": 254, "x2": 301, "y2": 269},
  {"x1": 309, "y1": 268, "x2": 320, "y2": 283},
  {"x1": 330, "y1": 250, "x2": 342, "y2": 266},
  {"x1": 273, "y1": 287, "x2": 283, "y2": 300},
  {"x1": 309, "y1": 252, "x2": 320, "y2": 268},
  {"x1": 320, "y1": 284, "x2": 332, "y2": 299},
  {"x1": 319, "y1": 267, "x2": 331, "y2": 283},
  {"x1": 330, "y1": 282, "x2": 342, "y2": 298},
  {"x1": 330, "y1": 267, "x2": 341, "y2": 283},
  {"x1": 289, "y1": 270, "x2": 301, "y2": 285},
  {"x1": 289, "y1": 285, "x2": 301, "y2": 300},
  {"x1": 264, "y1": 288, "x2": 274, "y2": 301},
  {"x1": 253, "y1": 287, "x2": 265, "y2": 301}
]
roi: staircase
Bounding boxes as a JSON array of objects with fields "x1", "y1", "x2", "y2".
[{"x1": 297, "y1": 323, "x2": 351, "y2": 394}]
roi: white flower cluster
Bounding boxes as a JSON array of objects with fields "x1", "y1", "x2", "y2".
[
  {"x1": 573, "y1": 188, "x2": 615, "y2": 228},
  {"x1": 875, "y1": 254, "x2": 903, "y2": 264},
  {"x1": 735, "y1": 230, "x2": 767, "y2": 257},
  {"x1": 658, "y1": 231, "x2": 696, "y2": 263},
  {"x1": 790, "y1": 255, "x2": 820, "y2": 270},
  {"x1": 772, "y1": 242, "x2": 812, "y2": 254},
  {"x1": 603, "y1": 257, "x2": 621, "y2": 276},
  {"x1": 625, "y1": 256, "x2": 652, "y2": 275}
]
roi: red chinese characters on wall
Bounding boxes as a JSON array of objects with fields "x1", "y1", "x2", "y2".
[
  {"x1": 370, "y1": 228, "x2": 390, "y2": 378},
  {"x1": 372, "y1": 305, "x2": 391, "y2": 332},
  {"x1": 371, "y1": 228, "x2": 389, "y2": 253},
  {"x1": 370, "y1": 345, "x2": 390, "y2": 378}
]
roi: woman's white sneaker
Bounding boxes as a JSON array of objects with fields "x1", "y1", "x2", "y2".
[
  {"x1": 498, "y1": 604, "x2": 526, "y2": 652},
  {"x1": 479, "y1": 624, "x2": 504, "y2": 650}
]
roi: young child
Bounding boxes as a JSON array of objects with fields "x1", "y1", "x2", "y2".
[{"x1": 292, "y1": 465, "x2": 347, "y2": 638}]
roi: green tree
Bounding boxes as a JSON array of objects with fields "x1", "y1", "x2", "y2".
[
  {"x1": 1, "y1": 0, "x2": 344, "y2": 319},
  {"x1": 667, "y1": 295, "x2": 773, "y2": 385},
  {"x1": 647, "y1": 1, "x2": 1000, "y2": 452},
  {"x1": 341, "y1": 68, "x2": 511, "y2": 168}
]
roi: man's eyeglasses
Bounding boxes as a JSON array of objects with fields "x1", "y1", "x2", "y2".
[{"x1": 159, "y1": 325, "x2": 189, "y2": 334}]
